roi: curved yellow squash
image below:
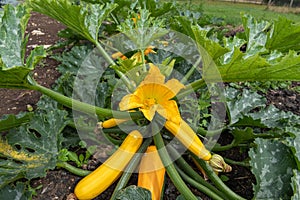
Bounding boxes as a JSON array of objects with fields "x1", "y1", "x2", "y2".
[
  {"x1": 74, "y1": 130, "x2": 143, "y2": 200},
  {"x1": 138, "y1": 145, "x2": 165, "y2": 200},
  {"x1": 165, "y1": 119, "x2": 211, "y2": 161}
]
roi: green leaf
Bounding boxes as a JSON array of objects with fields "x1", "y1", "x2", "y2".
[
  {"x1": 226, "y1": 88, "x2": 300, "y2": 135},
  {"x1": 0, "y1": 4, "x2": 30, "y2": 68},
  {"x1": 241, "y1": 14, "x2": 270, "y2": 56},
  {"x1": 27, "y1": 0, "x2": 117, "y2": 44},
  {"x1": 205, "y1": 50, "x2": 300, "y2": 82},
  {"x1": 249, "y1": 105, "x2": 300, "y2": 130},
  {"x1": 0, "y1": 101, "x2": 68, "y2": 188},
  {"x1": 117, "y1": 9, "x2": 168, "y2": 49},
  {"x1": 249, "y1": 138, "x2": 297, "y2": 199},
  {"x1": 0, "y1": 182, "x2": 33, "y2": 200},
  {"x1": 225, "y1": 88, "x2": 266, "y2": 124},
  {"x1": 287, "y1": 135, "x2": 300, "y2": 170},
  {"x1": 0, "y1": 112, "x2": 33, "y2": 132},
  {"x1": 291, "y1": 170, "x2": 300, "y2": 200},
  {"x1": 266, "y1": 17, "x2": 300, "y2": 52},
  {"x1": 116, "y1": 185, "x2": 152, "y2": 200},
  {"x1": 231, "y1": 127, "x2": 256, "y2": 145},
  {"x1": 0, "y1": 4, "x2": 46, "y2": 89},
  {"x1": 137, "y1": 0, "x2": 175, "y2": 18},
  {"x1": 221, "y1": 37, "x2": 246, "y2": 65},
  {"x1": 53, "y1": 45, "x2": 114, "y2": 108},
  {"x1": 192, "y1": 25, "x2": 229, "y2": 62}
]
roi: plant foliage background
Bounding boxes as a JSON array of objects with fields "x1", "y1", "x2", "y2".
[{"x1": 0, "y1": 0, "x2": 300, "y2": 199}]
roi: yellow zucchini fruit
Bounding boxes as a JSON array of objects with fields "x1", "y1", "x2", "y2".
[
  {"x1": 138, "y1": 145, "x2": 165, "y2": 200},
  {"x1": 74, "y1": 130, "x2": 143, "y2": 200},
  {"x1": 165, "y1": 119, "x2": 211, "y2": 161},
  {"x1": 101, "y1": 118, "x2": 129, "y2": 129}
]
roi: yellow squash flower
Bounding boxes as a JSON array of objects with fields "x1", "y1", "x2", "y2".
[{"x1": 119, "y1": 64, "x2": 185, "y2": 124}]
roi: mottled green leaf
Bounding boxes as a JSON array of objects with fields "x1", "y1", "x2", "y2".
[
  {"x1": 0, "y1": 101, "x2": 68, "y2": 188},
  {"x1": 0, "y1": 112, "x2": 33, "y2": 132},
  {"x1": 116, "y1": 185, "x2": 151, "y2": 200},
  {"x1": 241, "y1": 14, "x2": 270, "y2": 56},
  {"x1": 27, "y1": 0, "x2": 117, "y2": 44},
  {"x1": 221, "y1": 37, "x2": 246, "y2": 65},
  {"x1": 249, "y1": 105, "x2": 300, "y2": 130},
  {"x1": 249, "y1": 138, "x2": 297, "y2": 199},
  {"x1": 0, "y1": 182, "x2": 33, "y2": 200},
  {"x1": 291, "y1": 170, "x2": 300, "y2": 200},
  {"x1": 0, "y1": 4, "x2": 46, "y2": 89},
  {"x1": 117, "y1": 9, "x2": 168, "y2": 49},
  {"x1": 225, "y1": 88, "x2": 266, "y2": 124},
  {"x1": 53, "y1": 45, "x2": 113, "y2": 108},
  {"x1": 287, "y1": 135, "x2": 300, "y2": 170},
  {"x1": 0, "y1": 4, "x2": 29, "y2": 68}
]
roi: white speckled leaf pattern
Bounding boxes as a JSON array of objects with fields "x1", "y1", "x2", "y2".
[{"x1": 249, "y1": 138, "x2": 297, "y2": 199}]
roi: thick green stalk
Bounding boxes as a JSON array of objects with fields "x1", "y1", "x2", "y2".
[
  {"x1": 28, "y1": 84, "x2": 142, "y2": 119},
  {"x1": 57, "y1": 161, "x2": 91, "y2": 177},
  {"x1": 95, "y1": 42, "x2": 116, "y2": 66},
  {"x1": 192, "y1": 155, "x2": 246, "y2": 200},
  {"x1": 177, "y1": 79, "x2": 206, "y2": 99},
  {"x1": 175, "y1": 165, "x2": 224, "y2": 200},
  {"x1": 181, "y1": 57, "x2": 201, "y2": 85},
  {"x1": 224, "y1": 157, "x2": 250, "y2": 168},
  {"x1": 114, "y1": 68, "x2": 136, "y2": 92},
  {"x1": 110, "y1": 138, "x2": 152, "y2": 200},
  {"x1": 95, "y1": 42, "x2": 135, "y2": 92},
  {"x1": 152, "y1": 123, "x2": 198, "y2": 200},
  {"x1": 167, "y1": 145, "x2": 228, "y2": 200}
]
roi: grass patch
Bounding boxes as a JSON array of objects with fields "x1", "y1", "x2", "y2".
[{"x1": 172, "y1": 0, "x2": 300, "y2": 25}]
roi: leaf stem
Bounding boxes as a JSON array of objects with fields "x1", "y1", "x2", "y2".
[
  {"x1": 223, "y1": 157, "x2": 250, "y2": 168},
  {"x1": 56, "y1": 161, "x2": 91, "y2": 177},
  {"x1": 95, "y1": 42, "x2": 116, "y2": 66},
  {"x1": 28, "y1": 83, "x2": 143, "y2": 119},
  {"x1": 181, "y1": 57, "x2": 201, "y2": 85},
  {"x1": 110, "y1": 138, "x2": 152, "y2": 200},
  {"x1": 175, "y1": 165, "x2": 224, "y2": 200},
  {"x1": 192, "y1": 155, "x2": 246, "y2": 200},
  {"x1": 95, "y1": 42, "x2": 135, "y2": 92},
  {"x1": 177, "y1": 79, "x2": 206, "y2": 99},
  {"x1": 212, "y1": 142, "x2": 253, "y2": 151},
  {"x1": 113, "y1": 68, "x2": 136, "y2": 92},
  {"x1": 152, "y1": 123, "x2": 198, "y2": 200},
  {"x1": 167, "y1": 145, "x2": 228, "y2": 200}
]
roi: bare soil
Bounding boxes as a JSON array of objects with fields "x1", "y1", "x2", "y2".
[{"x1": 0, "y1": 12, "x2": 299, "y2": 200}]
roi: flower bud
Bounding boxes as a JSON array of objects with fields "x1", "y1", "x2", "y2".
[{"x1": 209, "y1": 154, "x2": 232, "y2": 173}]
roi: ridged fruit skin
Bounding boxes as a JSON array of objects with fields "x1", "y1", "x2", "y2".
[
  {"x1": 138, "y1": 145, "x2": 165, "y2": 200},
  {"x1": 165, "y1": 119, "x2": 211, "y2": 161},
  {"x1": 101, "y1": 118, "x2": 128, "y2": 128},
  {"x1": 74, "y1": 130, "x2": 143, "y2": 200}
]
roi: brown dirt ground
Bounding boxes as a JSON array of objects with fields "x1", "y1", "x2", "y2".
[{"x1": 0, "y1": 11, "x2": 299, "y2": 200}]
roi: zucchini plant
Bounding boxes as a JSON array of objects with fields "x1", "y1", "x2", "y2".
[{"x1": 0, "y1": 0, "x2": 300, "y2": 199}]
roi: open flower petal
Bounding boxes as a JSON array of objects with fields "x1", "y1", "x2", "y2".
[
  {"x1": 140, "y1": 104, "x2": 158, "y2": 121},
  {"x1": 164, "y1": 79, "x2": 185, "y2": 99},
  {"x1": 157, "y1": 100, "x2": 181, "y2": 124},
  {"x1": 119, "y1": 64, "x2": 184, "y2": 124},
  {"x1": 141, "y1": 64, "x2": 165, "y2": 85},
  {"x1": 119, "y1": 94, "x2": 143, "y2": 111}
]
